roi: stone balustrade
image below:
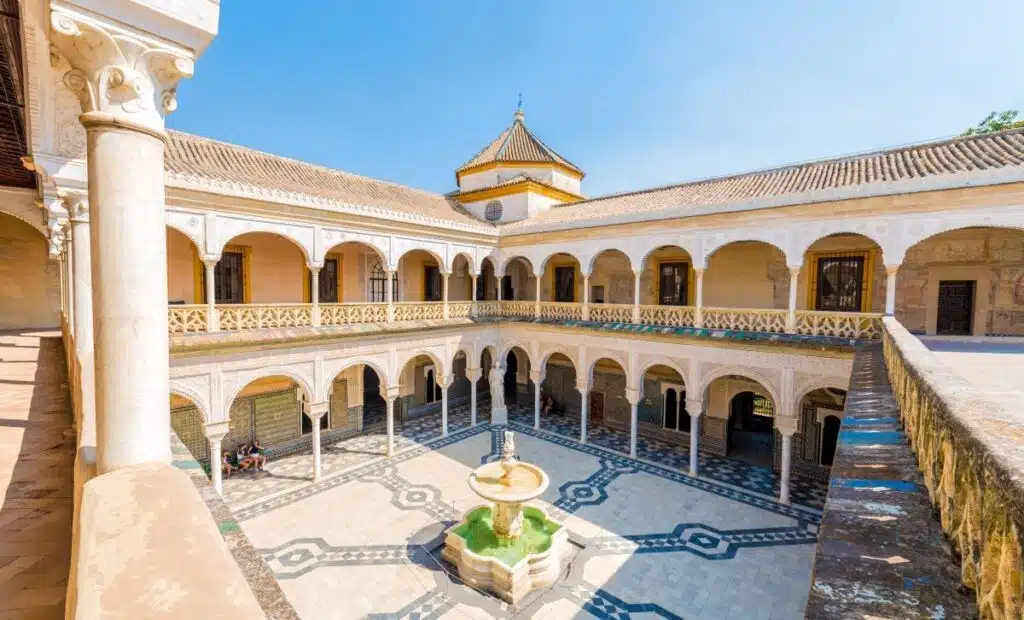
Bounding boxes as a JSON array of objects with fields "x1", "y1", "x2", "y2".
[
  {"x1": 882, "y1": 317, "x2": 1024, "y2": 619},
  {"x1": 167, "y1": 301, "x2": 883, "y2": 340}
]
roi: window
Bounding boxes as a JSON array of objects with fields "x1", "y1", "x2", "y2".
[
  {"x1": 554, "y1": 266, "x2": 575, "y2": 302},
  {"x1": 663, "y1": 384, "x2": 690, "y2": 432},
  {"x1": 424, "y1": 265, "x2": 442, "y2": 301},
  {"x1": 752, "y1": 395, "x2": 774, "y2": 417},
  {"x1": 815, "y1": 255, "x2": 864, "y2": 312},
  {"x1": 659, "y1": 262, "x2": 688, "y2": 305},
  {"x1": 485, "y1": 200, "x2": 503, "y2": 222},
  {"x1": 309, "y1": 257, "x2": 339, "y2": 303},
  {"x1": 212, "y1": 251, "x2": 244, "y2": 304},
  {"x1": 369, "y1": 257, "x2": 397, "y2": 302}
]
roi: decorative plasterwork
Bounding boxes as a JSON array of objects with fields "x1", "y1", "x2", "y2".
[
  {"x1": 49, "y1": 3, "x2": 196, "y2": 132},
  {"x1": 60, "y1": 189, "x2": 88, "y2": 222}
]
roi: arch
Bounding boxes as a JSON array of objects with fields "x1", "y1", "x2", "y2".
[
  {"x1": 637, "y1": 357, "x2": 687, "y2": 388},
  {"x1": 587, "y1": 353, "x2": 628, "y2": 386},
  {"x1": 538, "y1": 251, "x2": 581, "y2": 275},
  {"x1": 451, "y1": 251, "x2": 476, "y2": 276},
  {"x1": 397, "y1": 348, "x2": 447, "y2": 382},
  {"x1": 169, "y1": 381, "x2": 212, "y2": 424},
  {"x1": 703, "y1": 236, "x2": 788, "y2": 266},
  {"x1": 584, "y1": 247, "x2": 632, "y2": 276},
  {"x1": 497, "y1": 339, "x2": 533, "y2": 367},
  {"x1": 323, "y1": 358, "x2": 391, "y2": 400},
  {"x1": 795, "y1": 377, "x2": 850, "y2": 411},
  {"x1": 538, "y1": 345, "x2": 578, "y2": 371},
  {"x1": 699, "y1": 365, "x2": 781, "y2": 412},
  {"x1": 0, "y1": 203, "x2": 48, "y2": 238},
  {"x1": 637, "y1": 243, "x2": 698, "y2": 276},
  {"x1": 223, "y1": 368, "x2": 314, "y2": 414},
  {"x1": 326, "y1": 239, "x2": 388, "y2": 265},
  {"x1": 894, "y1": 223, "x2": 1024, "y2": 265},
  {"x1": 498, "y1": 254, "x2": 535, "y2": 277},
  {"x1": 165, "y1": 220, "x2": 204, "y2": 256},
  {"x1": 397, "y1": 247, "x2": 446, "y2": 272},
  {"x1": 794, "y1": 230, "x2": 887, "y2": 265},
  {"x1": 218, "y1": 228, "x2": 313, "y2": 266}
]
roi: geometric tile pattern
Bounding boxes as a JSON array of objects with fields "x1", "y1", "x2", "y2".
[
  {"x1": 556, "y1": 457, "x2": 639, "y2": 512},
  {"x1": 566, "y1": 583, "x2": 684, "y2": 620},
  {"x1": 358, "y1": 465, "x2": 449, "y2": 521},
  {"x1": 365, "y1": 590, "x2": 454, "y2": 620},
  {"x1": 260, "y1": 538, "x2": 421, "y2": 579},
  {"x1": 589, "y1": 521, "x2": 819, "y2": 560}
]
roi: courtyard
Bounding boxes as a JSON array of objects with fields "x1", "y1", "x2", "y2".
[{"x1": 221, "y1": 404, "x2": 824, "y2": 619}]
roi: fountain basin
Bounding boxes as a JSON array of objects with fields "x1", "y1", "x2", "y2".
[{"x1": 441, "y1": 504, "x2": 567, "y2": 605}]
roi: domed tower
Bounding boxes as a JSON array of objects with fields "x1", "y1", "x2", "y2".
[{"x1": 453, "y1": 109, "x2": 584, "y2": 223}]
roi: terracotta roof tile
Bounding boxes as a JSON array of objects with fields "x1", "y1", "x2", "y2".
[
  {"x1": 502, "y1": 128, "x2": 1024, "y2": 233},
  {"x1": 457, "y1": 112, "x2": 582, "y2": 176},
  {"x1": 164, "y1": 131, "x2": 489, "y2": 229}
]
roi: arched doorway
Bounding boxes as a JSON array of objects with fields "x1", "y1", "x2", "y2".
[
  {"x1": 728, "y1": 391, "x2": 776, "y2": 466},
  {"x1": 539, "y1": 352, "x2": 580, "y2": 436},
  {"x1": 798, "y1": 387, "x2": 847, "y2": 473},
  {"x1": 820, "y1": 415, "x2": 841, "y2": 466}
]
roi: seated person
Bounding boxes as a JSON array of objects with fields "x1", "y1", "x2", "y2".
[
  {"x1": 221, "y1": 450, "x2": 235, "y2": 479},
  {"x1": 540, "y1": 393, "x2": 554, "y2": 416},
  {"x1": 235, "y1": 444, "x2": 254, "y2": 472},
  {"x1": 249, "y1": 440, "x2": 267, "y2": 471}
]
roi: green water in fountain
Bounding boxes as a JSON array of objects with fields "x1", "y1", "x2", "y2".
[{"x1": 452, "y1": 505, "x2": 561, "y2": 567}]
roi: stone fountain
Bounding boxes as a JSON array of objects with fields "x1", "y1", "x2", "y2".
[{"x1": 442, "y1": 431, "x2": 567, "y2": 604}]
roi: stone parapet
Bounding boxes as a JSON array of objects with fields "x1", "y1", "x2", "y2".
[
  {"x1": 881, "y1": 316, "x2": 1024, "y2": 618},
  {"x1": 805, "y1": 342, "x2": 973, "y2": 618},
  {"x1": 72, "y1": 462, "x2": 264, "y2": 619}
]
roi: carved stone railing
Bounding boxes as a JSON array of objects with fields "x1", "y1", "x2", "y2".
[
  {"x1": 502, "y1": 300, "x2": 535, "y2": 319},
  {"x1": 796, "y1": 310, "x2": 882, "y2": 339},
  {"x1": 217, "y1": 303, "x2": 313, "y2": 331},
  {"x1": 320, "y1": 302, "x2": 387, "y2": 326},
  {"x1": 449, "y1": 301, "x2": 473, "y2": 319},
  {"x1": 168, "y1": 305, "x2": 209, "y2": 334},
  {"x1": 393, "y1": 301, "x2": 445, "y2": 322},
  {"x1": 588, "y1": 303, "x2": 634, "y2": 323},
  {"x1": 703, "y1": 307, "x2": 787, "y2": 333},
  {"x1": 637, "y1": 304, "x2": 695, "y2": 327},
  {"x1": 538, "y1": 301, "x2": 583, "y2": 321},
  {"x1": 882, "y1": 317, "x2": 1024, "y2": 619},
  {"x1": 475, "y1": 301, "x2": 502, "y2": 317}
]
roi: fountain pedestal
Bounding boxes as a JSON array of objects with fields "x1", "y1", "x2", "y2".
[{"x1": 441, "y1": 431, "x2": 568, "y2": 605}]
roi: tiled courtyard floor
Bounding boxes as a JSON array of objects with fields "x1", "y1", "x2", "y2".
[{"x1": 224, "y1": 403, "x2": 824, "y2": 619}]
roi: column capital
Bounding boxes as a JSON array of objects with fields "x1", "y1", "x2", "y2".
[
  {"x1": 528, "y1": 369, "x2": 545, "y2": 383},
  {"x1": 885, "y1": 263, "x2": 901, "y2": 276},
  {"x1": 201, "y1": 255, "x2": 221, "y2": 268},
  {"x1": 204, "y1": 421, "x2": 230, "y2": 443},
  {"x1": 59, "y1": 190, "x2": 89, "y2": 223},
  {"x1": 625, "y1": 387, "x2": 642, "y2": 405},
  {"x1": 775, "y1": 416, "x2": 799, "y2": 436},
  {"x1": 436, "y1": 373, "x2": 453, "y2": 389},
  {"x1": 465, "y1": 367, "x2": 482, "y2": 381},
  {"x1": 575, "y1": 381, "x2": 591, "y2": 393},
  {"x1": 302, "y1": 401, "x2": 330, "y2": 419},
  {"x1": 308, "y1": 263, "x2": 323, "y2": 273},
  {"x1": 693, "y1": 267, "x2": 706, "y2": 276},
  {"x1": 788, "y1": 265, "x2": 801, "y2": 278},
  {"x1": 381, "y1": 385, "x2": 401, "y2": 402},
  {"x1": 685, "y1": 398, "x2": 703, "y2": 416},
  {"x1": 50, "y1": 5, "x2": 199, "y2": 135}
]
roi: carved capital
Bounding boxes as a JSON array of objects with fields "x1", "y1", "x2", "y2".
[
  {"x1": 302, "y1": 401, "x2": 330, "y2": 419},
  {"x1": 50, "y1": 5, "x2": 196, "y2": 133},
  {"x1": 885, "y1": 264, "x2": 901, "y2": 276},
  {"x1": 775, "y1": 416, "x2": 799, "y2": 436},
  {"x1": 204, "y1": 421, "x2": 231, "y2": 444},
  {"x1": 465, "y1": 367, "x2": 482, "y2": 381},
  {"x1": 47, "y1": 217, "x2": 69, "y2": 260},
  {"x1": 59, "y1": 190, "x2": 89, "y2": 223}
]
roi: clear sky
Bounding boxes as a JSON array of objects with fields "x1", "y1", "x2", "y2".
[{"x1": 169, "y1": 1, "x2": 1024, "y2": 198}]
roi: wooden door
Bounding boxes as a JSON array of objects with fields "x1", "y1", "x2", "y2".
[{"x1": 937, "y1": 280, "x2": 975, "y2": 335}]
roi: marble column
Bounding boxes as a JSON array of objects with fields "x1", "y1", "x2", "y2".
[
  {"x1": 885, "y1": 264, "x2": 900, "y2": 316},
  {"x1": 530, "y1": 369, "x2": 544, "y2": 429},
  {"x1": 471, "y1": 273, "x2": 478, "y2": 317},
  {"x1": 534, "y1": 276, "x2": 541, "y2": 319},
  {"x1": 693, "y1": 268, "x2": 705, "y2": 328},
  {"x1": 442, "y1": 272, "x2": 450, "y2": 319},
  {"x1": 386, "y1": 269, "x2": 395, "y2": 321},
  {"x1": 383, "y1": 386, "x2": 399, "y2": 456},
  {"x1": 779, "y1": 432, "x2": 793, "y2": 504},
  {"x1": 466, "y1": 368, "x2": 481, "y2": 426},
  {"x1": 304, "y1": 402, "x2": 329, "y2": 483},
  {"x1": 582, "y1": 274, "x2": 590, "y2": 320},
  {"x1": 203, "y1": 257, "x2": 219, "y2": 331},
  {"x1": 626, "y1": 387, "x2": 641, "y2": 458},
  {"x1": 632, "y1": 270, "x2": 641, "y2": 323},
  {"x1": 65, "y1": 194, "x2": 96, "y2": 452},
  {"x1": 786, "y1": 266, "x2": 800, "y2": 333},
  {"x1": 205, "y1": 422, "x2": 230, "y2": 495},
  {"x1": 686, "y1": 398, "x2": 703, "y2": 476},
  {"x1": 310, "y1": 265, "x2": 321, "y2": 327},
  {"x1": 578, "y1": 383, "x2": 590, "y2": 443},
  {"x1": 440, "y1": 376, "x2": 449, "y2": 437},
  {"x1": 52, "y1": 9, "x2": 199, "y2": 472}
]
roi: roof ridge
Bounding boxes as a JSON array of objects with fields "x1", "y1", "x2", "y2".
[
  {"x1": 556, "y1": 127, "x2": 1024, "y2": 208},
  {"x1": 166, "y1": 129, "x2": 448, "y2": 200}
]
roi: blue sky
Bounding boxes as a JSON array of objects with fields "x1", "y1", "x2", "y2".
[{"x1": 170, "y1": 1, "x2": 1024, "y2": 198}]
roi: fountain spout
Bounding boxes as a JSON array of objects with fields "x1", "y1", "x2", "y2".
[{"x1": 499, "y1": 431, "x2": 517, "y2": 484}]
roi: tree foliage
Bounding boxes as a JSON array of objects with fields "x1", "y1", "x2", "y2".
[{"x1": 961, "y1": 110, "x2": 1024, "y2": 136}]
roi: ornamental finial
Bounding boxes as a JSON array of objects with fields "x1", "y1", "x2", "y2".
[{"x1": 514, "y1": 93, "x2": 524, "y2": 122}]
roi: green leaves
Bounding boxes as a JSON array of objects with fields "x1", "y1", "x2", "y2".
[{"x1": 961, "y1": 110, "x2": 1024, "y2": 136}]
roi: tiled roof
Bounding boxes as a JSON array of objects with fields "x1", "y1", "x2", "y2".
[
  {"x1": 502, "y1": 128, "x2": 1024, "y2": 232},
  {"x1": 456, "y1": 111, "x2": 583, "y2": 177},
  {"x1": 164, "y1": 131, "x2": 489, "y2": 230},
  {"x1": 450, "y1": 173, "x2": 580, "y2": 200}
]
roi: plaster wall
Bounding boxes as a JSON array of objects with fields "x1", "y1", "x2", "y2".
[
  {"x1": 0, "y1": 214, "x2": 60, "y2": 329},
  {"x1": 459, "y1": 166, "x2": 581, "y2": 195},
  {"x1": 704, "y1": 242, "x2": 788, "y2": 309},
  {"x1": 167, "y1": 228, "x2": 197, "y2": 304},
  {"x1": 398, "y1": 250, "x2": 439, "y2": 301}
]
